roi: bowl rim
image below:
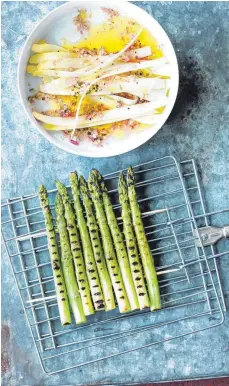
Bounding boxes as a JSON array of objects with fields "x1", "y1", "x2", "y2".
[{"x1": 17, "y1": 0, "x2": 179, "y2": 158}]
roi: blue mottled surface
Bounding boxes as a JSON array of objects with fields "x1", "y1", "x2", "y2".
[{"x1": 1, "y1": 1, "x2": 229, "y2": 385}]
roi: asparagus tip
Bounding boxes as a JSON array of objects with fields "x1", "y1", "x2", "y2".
[
  {"x1": 88, "y1": 170, "x2": 97, "y2": 187},
  {"x1": 55, "y1": 179, "x2": 63, "y2": 188},
  {"x1": 88, "y1": 171, "x2": 104, "y2": 203},
  {"x1": 55, "y1": 181, "x2": 72, "y2": 207},
  {"x1": 79, "y1": 175, "x2": 86, "y2": 184},
  {"x1": 127, "y1": 167, "x2": 135, "y2": 187},
  {"x1": 79, "y1": 175, "x2": 87, "y2": 189},
  {"x1": 118, "y1": 172, "x2": 128, "y2": 200},
  {"x1": 39, "y1": 184, "x2": 46, "y2": 194},
  {"x1": 69, "y1": 171, "x2": 78, "y2": 181},
  {"x1": 94, "y1": 171, "x2": 107, "y2": 193},
  {"x1": 90, "y1": 169, "x2": 102, "y2": 184},
  {"x1": 79, "y1": 176, "x2": 91, "y2": 201},
  {"x1": 38, "y1": 185, "x2": 49, "y2": 209},
  {"x1": 93, "y1": 169, "x2": 102, "y2": 179},
  {"x1": 118, "y1": 172, "x2": 125, "y2": 186},
  {"x1": 55, "y1": 193, "x2": 64, "y2": 215},
  {"x1": 100, "y1": 180, "x2": 107, "y2": 192}
]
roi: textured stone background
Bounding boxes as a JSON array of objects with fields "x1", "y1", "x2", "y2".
[{"x1": 1, "y1": 1, "x2": 229, "y2": 385}]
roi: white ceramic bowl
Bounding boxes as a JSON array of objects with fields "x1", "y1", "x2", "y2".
[{"x1": 18, "y1": 1, "x2": 179, "y2": 158}]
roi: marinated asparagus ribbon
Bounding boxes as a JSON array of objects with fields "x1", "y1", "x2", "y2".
[
  {"x1": 39, "y1": 185, "x2": 71, "y2": 325},
  {"x1": 118, "y1": 174, "x2": 150, "y2": 309},
  {"x1": 126, "y1": 167, "x2": 161, "y2": 310},
  {"x1": 55, "y1": 193, "x2": 86, "y2": 323},
  {"x1": 88, "y1": 170, "x2": 130, "y2": 313},
  {"x1": 95, "y1": 170, "x2": 139, "y2": 311},
  {"x1": 79, "y1": 176, "x2": 115, "y2": 311},
  {"x1": 69, "y1": 172, "x2": 105, "y2": 311},
  {"x1": 55, "y1": 180, "x2": 94, "y2": 316}
]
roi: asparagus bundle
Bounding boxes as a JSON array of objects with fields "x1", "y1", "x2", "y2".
[
  {"x1": 88, "y1": 170, "x2": 130, "y2": 313},
  {"x1": 55, "y1": 193, "x2": 86, "y2": 324},
  {"x1": 79, "y1": 176, "x2": 115, "y2": 311},
  {"x1": 126, "y1": 167, "x2": 161, "y2": 311},
  {"x1": 94, "y1": 170, "x2": 139, "y2": 311},
  {"x1": 55, "y1": 181, "x2": 94, "y2": 316},
  {"x1": 39, "y1": 185, "x2": 71, "y2": 325},
  {"x1": 69, "y1": 172, "x2": 105, "y2": 311},
  {"x1": 118, "y1": 174, "x2": 150, "y2": 309}
]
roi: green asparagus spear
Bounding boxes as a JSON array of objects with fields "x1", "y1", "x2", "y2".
[
  {"x1": 55, "y1": 193, "x2": 86, "y2": 324},
  {"x1": 79, "y1": 176, "x2": 115, "y2": 311},
  {"x1": 88, "y1": 170, "x2": 130, "y2": 313},
  {"x1": 55, "y1": 181, "x2": 94, "y2": 316},
  {"x1": 94, "y1": 170, "x2": 139, "y2": 310},
  {"x1": 126, "y1": 167, "x2": 161, "y2": 311},
  {"x1": 39, "y1": 185, "x2": 71, "y2": 325},
  {"x1": 69, "y1": 172, "x2": 105, "y2": 311},
  {"x1": 118, "y1": 173, "x2": 150, "y2": 309}
]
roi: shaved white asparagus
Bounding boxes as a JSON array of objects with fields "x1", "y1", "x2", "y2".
[
  {"x1": 33, "y1": 65, "x2": 94, "y2": 78},
  {"x1": 109, "y1": 94, "x2": 139, "y2": 106},
  {"x1": 32, "y1": 43, "x2": 68, "y2": 53},
  {"x1": 125, "y1": 46, "x2": 152, "y2": 59},
  {"x1": 150, "y1": 64, "x2": 173, "y2": 76},
  {"x1": 37, "y1": 55, "x2": 166, "y2": 93},
  {"x1": 99, "y1": 58, "x2": 167, "y2": 78},
  {"x1": 42, "y1": 77, "x2": 79, "y2": 89},
  {"x1": 42, "y1": 113, "x2": 167, "y2": 132},
  {"x1": 40, "y1": 76, "x2": 167, "y2": 96},
  {"x1": 29, "y1": 52, "x2": 81, "y2": 64},
  {"x1": 40, "y1": 77, "x2": 79, "y2": 94},
  {"x1": 35, "y1": 57, "x2": 166, "y2": 79},
  {"x1": 90, "y1": 77, "x2": 167, "y2": 95},
  {"x1": 36, "y1": 46, "x2": 152, "y2": 70},
  {"x1": 33, "y1": 98, "x2": 168, "y2": 129},
  {"x1": 88, "y1": 95, "x2": 119, "y2": 109},
  {"x1": 37, "y1": 58, "x2": 92, "y2": 70},
  {"x1": 39, "y1": 86, "x2": 78, "y2": 95},
  {"x1": 36, "y1": 57, "x2": 169, "y2": 92},
  {"x1": 130, "y1": 88, "x2": 168, "y2": 101},
  {"x1": 43, "y1": 112, "x2": 165, "y2": 130},
  {"x1": 71, "y1": 28, "x2": 143, "y2": 138},
  {"x1": 135, "y1": 114, "x2": 163, "y2": 124}
]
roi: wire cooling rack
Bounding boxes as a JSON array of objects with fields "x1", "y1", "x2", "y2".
[{"x1": 1, "y1": 156, "x2": 228, "y2": 375}]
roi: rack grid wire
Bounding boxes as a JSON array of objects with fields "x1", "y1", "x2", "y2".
[{"x1": 1, "y1": 156, "x2": 228, "y2": 375}]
